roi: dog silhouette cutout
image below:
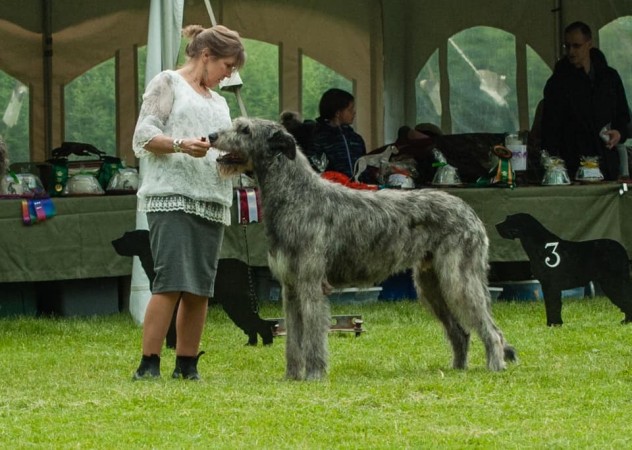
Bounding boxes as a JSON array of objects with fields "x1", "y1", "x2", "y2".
[
  {"x1": 496, "y1": 213, "x2": 632, "y2": 326},
  {"x1": 112, "y1": 230, "x2": 276, "y2": 346}
]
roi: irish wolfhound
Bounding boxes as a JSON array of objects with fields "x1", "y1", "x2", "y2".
[{"x1": 211, "y1": 118, "x2": 516, "y2": 380}]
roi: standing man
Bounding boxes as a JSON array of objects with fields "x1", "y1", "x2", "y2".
[{"x1": 541, "y1": 21, "x2": 630, "y2": 181}]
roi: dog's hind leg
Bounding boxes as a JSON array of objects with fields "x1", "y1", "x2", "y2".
[
  {"x1": 458, "y1": 289, "x2": 508, "y2": 371},
  {"x1": 415, "y1": 268, "x2": 470, "y2": 370},
  {"x1": 432, "y1": 253, "x2": 512, "y2": 371},
  {"x1": 459, "y1": 279, "x2": 510, "y2": 371},
  {"x1": 472, "y1": 308, "x2": 510, "y2": 371}
]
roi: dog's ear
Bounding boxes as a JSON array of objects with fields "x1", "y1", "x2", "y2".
[{"x1": 269, "y1": 129, "x2": 297, "y2": 160}]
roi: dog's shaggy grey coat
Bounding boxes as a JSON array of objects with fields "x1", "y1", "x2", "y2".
[{"x1": 212, "y1": 118, "x2": 516, "y2": 380}]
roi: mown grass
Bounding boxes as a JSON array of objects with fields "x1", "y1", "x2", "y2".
[{"x1": 1, "y1": 297, "x2": 631, "y2": 449}]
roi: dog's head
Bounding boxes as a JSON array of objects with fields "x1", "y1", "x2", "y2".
[
  {"x1": 111, "y1": 229, "x2": 151, "y2": 257},
  {"x1": 212, "y1": 118, "x2": 297, "y2": 178},
  {"x1": 495, "y1": 213, "x2": 537, "y2": 240}
]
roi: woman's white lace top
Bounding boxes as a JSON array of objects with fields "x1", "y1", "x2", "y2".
[{"x1": 133, "y1": 70, "x2": 233, "y2": 225}]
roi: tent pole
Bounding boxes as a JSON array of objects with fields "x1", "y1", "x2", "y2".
[
  {"x1": 204, "y1": 0, "x2": 218, "y2": 26},
  {"x1": 203, "y1": 0, "x2": 248, "y2": 117},
  {"x1": 553, "y1": 0, "x2": 563, "y2": 63},
  {"x1": 42, "y1": 0, "x2": 53, "y2": 156}
]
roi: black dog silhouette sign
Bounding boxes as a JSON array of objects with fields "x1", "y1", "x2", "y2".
[{"x1": 496, "y1": 213, "x2": 632, "y2": 326}]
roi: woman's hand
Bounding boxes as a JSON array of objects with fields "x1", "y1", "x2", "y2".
[
  {"x1": 179, "y1": 137, "x2": 211, "y2": 157},
  {"x1": 144, "y1": 135, "x2": 211, "y2": 157}
]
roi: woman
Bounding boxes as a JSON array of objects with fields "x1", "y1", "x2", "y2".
[
  {"x1": 311, "y1": 88, "x2": 366, "y2": 178},
  {"x1": 132, "y1": 24, "x2": 245, "y2": 380}
]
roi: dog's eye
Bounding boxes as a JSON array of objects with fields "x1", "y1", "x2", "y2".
[{"x1": 239, "y1": 125, "x2": 250, "y2": 135}]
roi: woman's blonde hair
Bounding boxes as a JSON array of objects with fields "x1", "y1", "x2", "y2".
[{"x1": 182, "y1": 24, "x2": 246, "y2": 69}]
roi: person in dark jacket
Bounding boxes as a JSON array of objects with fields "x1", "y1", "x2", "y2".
[
  {"x1": 311, "y1": 88, "x2": 366, "y2": 178},
  {"x1": 541, "y1": 21, "x2": 630, "y2": 181}
]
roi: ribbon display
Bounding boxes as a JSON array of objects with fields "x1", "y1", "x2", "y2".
[
  {"x1": 21, "y1": 198, "x2": 56, "y2": 225},
  {"x1": 236, "y1": 188, "x2": 262, "y2": 224},
  {"x1": 475, "y1": 145, "x2": 515, "y2": 189}
]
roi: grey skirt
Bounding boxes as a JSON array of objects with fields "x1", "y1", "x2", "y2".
[{"x1": 147, "y1": 211, "x2": 224, "y2": 298}]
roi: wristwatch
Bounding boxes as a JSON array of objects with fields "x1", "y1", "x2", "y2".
[{"x1": 173, "y1": 138, "x2": 183, "y2": 153}]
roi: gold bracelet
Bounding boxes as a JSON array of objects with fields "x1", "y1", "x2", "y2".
[{"x1": 173, "y1": 138, "x2": 183, "y2": 153}]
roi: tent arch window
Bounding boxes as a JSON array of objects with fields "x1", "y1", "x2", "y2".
[
  {"x1": 416, "y1": 26, "x2": 551, "y2": 135},
  {"x1": 64, "y1": 58, "x2": 116, "y2": 156},
  {"x1": 301, "y1": 53, "x2": 352, "y2": 121}
]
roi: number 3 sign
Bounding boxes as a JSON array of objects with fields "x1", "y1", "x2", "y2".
[{"x1": 544, "y1": 242, "x2": 560, "y2": 268}]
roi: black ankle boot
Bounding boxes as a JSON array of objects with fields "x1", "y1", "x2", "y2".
[
  {"x1": 133, "y1": 354, "x2": 160, "y2": 380},
  {"x1": 172, "y1": 351, "x2": 205, "y2": 380}
]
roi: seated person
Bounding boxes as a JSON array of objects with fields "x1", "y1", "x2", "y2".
[{"x1": 311, "y1": 88, "x2": 366, "y2": 177}]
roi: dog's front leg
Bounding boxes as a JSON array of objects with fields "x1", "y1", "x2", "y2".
[
  {"x1": 541, "y1": 285, "x2": 563, "y2": 326},
  {"x1": 282, "y1": 283, "x2": 305, "y2": 380},
  {"x1": 301, "y1": 285, "x2": 331, "y2": 381}
]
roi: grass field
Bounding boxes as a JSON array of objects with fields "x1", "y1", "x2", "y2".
[{"x1": 1, "y1": 297, "x2": 631, "y2": 449}]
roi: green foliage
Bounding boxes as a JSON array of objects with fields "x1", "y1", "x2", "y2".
[
  {"x1": 1, "y1": 297, "x2": 631, "y2": 448},
  {"x1": 216, "y1": 40, "x2": 353, "y2": 122},
  {"x1": 415, "y1": 27, "x2": 555, "y2": 134},
  {"x1": 416, "y1": 50, "x2": 442, "y2": 127},
  {"x1": 0, "y1": 72, "x2": 30, "y2": 162},
  {"x1": 448, "y1": 27, "x2": 519, "y2": 133},
  {"x1": 301, "y1": 54, "x2": 352, "y2": 121},
  {"x1": 64, "y1": 60, "x2": 117, "y2": 155},
  {"x1": 600, "y1": 17, "x2": 632, "y2": 112},
  {"x1": 221, "y1": 39, "x2": 280, "y2": 120}
]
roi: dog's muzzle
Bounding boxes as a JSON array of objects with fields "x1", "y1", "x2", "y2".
[
  {"x1": 495, "y1": 221, "x2": 516, "y2": 239},
  {"x1": 216, "y1": 152, "x2": 246, "y2": 165},
  {"x1": 209, "y1": 133, "x2": 243, "y2": 166}
]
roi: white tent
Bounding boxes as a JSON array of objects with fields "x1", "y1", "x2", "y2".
[{"x1": 0, "y1": 0, "x2": 630, "y2": 164}]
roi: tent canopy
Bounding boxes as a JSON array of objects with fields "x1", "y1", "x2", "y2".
[{"x1": 0, "y1": 0, "x2": 630, "y2": 164}]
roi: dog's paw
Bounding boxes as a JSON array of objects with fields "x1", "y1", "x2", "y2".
[
  {"x1": 261, "y1": 331, "x2": 274, "y2": 346},
  {"x1": 504, "y1": 345, "x2": 518, "y2": 363},
  {"x1": 246, "y1": 332, "x2": 258, "y2": 346}
]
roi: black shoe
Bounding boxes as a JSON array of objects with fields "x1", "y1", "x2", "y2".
[
  {"x1": 172, "y1": 351, "x2": 205, "y2": 380},
  {"x1": 133, "y1": 354, "x2": 161, "y2": 380}
]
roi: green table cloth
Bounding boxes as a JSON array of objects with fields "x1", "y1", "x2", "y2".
[{"x1": 1, "y1": 183, "x2": 630, "y2": 283}]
